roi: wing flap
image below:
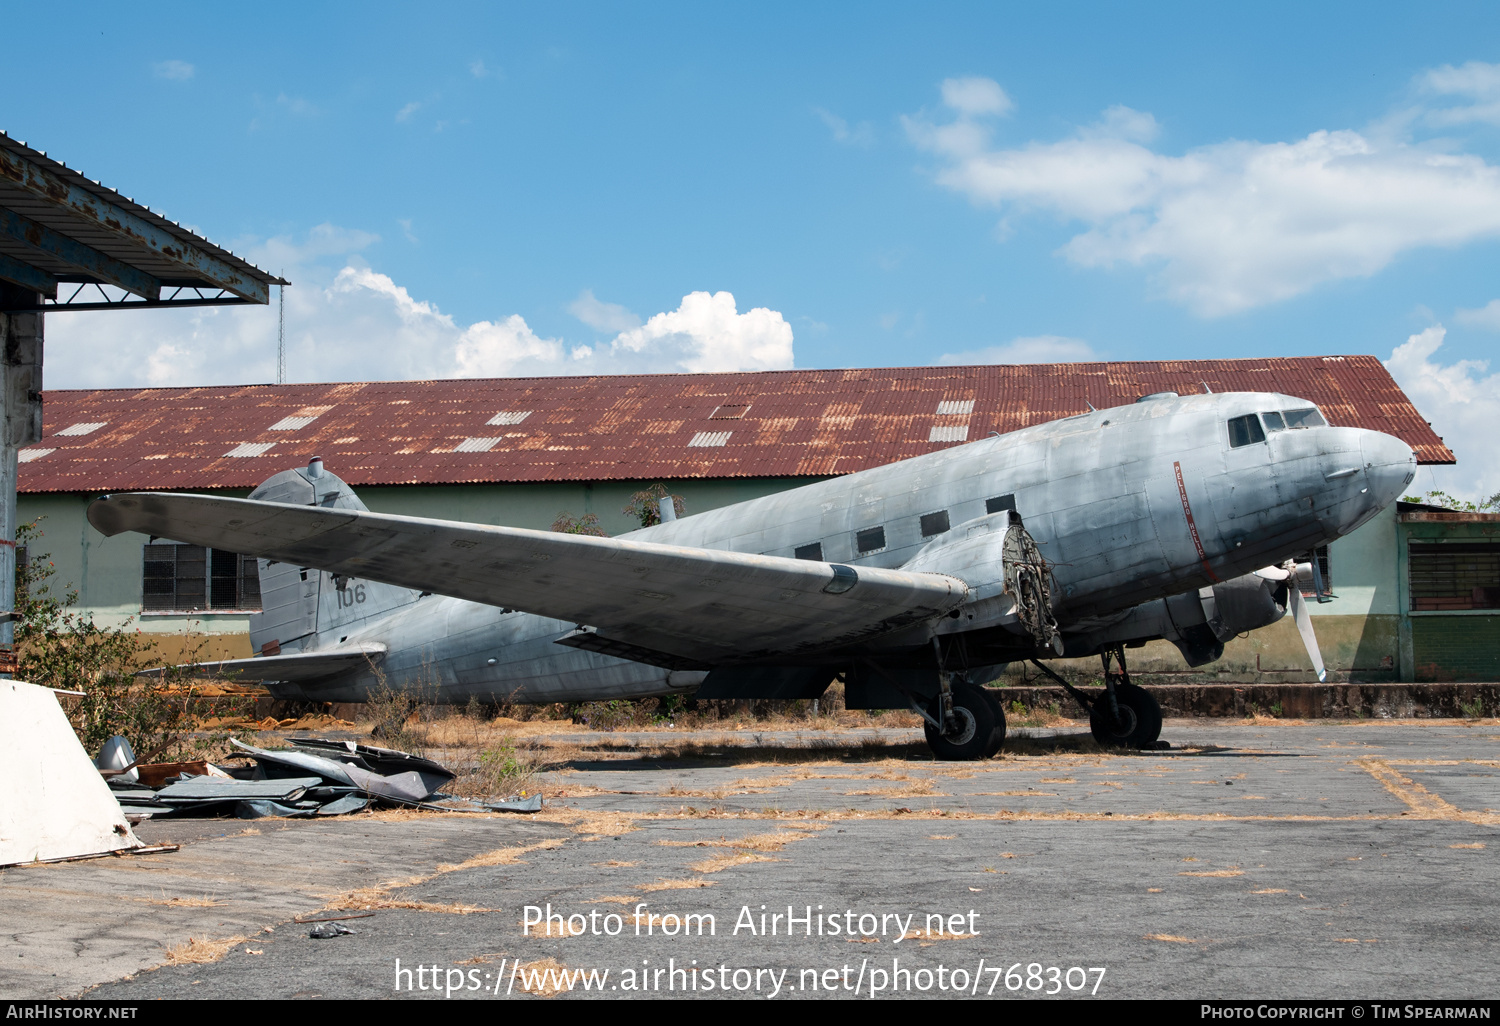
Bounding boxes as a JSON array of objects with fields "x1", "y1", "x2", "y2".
[{"x1": 89, "y1": 493, "x2": 967, "y2": 665}]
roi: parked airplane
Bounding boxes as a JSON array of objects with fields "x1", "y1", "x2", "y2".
[{"x1": 86, "y1": 390, "x2": 1415, "y2": 760}]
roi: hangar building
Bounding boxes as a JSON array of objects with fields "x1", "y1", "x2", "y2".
[{"x1": 17, "y1": 356, "x2": 1496, "y2": 683}]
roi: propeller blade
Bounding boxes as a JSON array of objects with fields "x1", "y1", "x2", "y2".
[
  {"x1": 1287, "y1": 583, "x2": 1327, "y2": 683},
  {"x1": 1254, "y1": 565, "x2": 1291, "y2": 581}
]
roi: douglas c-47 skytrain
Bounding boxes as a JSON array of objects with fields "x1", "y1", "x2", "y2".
[{"x1": 87, "y1": 389, "x2": 1416, "y2": 761}]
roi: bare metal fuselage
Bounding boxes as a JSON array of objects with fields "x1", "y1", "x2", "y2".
[{"x1": 255, "y1": 391, "x2": 1414, "y2": 703}]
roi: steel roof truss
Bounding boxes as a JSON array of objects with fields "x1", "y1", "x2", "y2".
[
  {"x1": 0, "y1": 208, "x2": 160, "y2": 300},
  {"x1": 0, "y1": 147, "x2": 268, "y2": 304},
  {"x1": 0, "y1": 252, "x2": 57, "y2": 298}
]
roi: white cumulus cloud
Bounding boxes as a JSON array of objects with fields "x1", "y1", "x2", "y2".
[
  {"x1": 1385, "y1": 325, "x2": 1500, "y2": 504},
  {"x1": 1454, "y1": 299, "x2": 1500, "y2": 331},
  {"x1": 152, "y1": 60, "x2": 195, "y2": 81},
  {"x1": 610, "y1": 291, "x2": 795, "y2": 373},
  {"x1": 906, "y1": 75, "x2": 1500, "y2": 317},
  {"x1": 1419, "y1": 60, "x2": 1500, "y2": 127},
  {"x1": 940, "y1": 77, "x2": 1013, "y2": 117},
  {"x1": 43, "y1": 225, "x2": 794, "y2": 388},
  {"x1": 937, "y1": 335, "x2": 1098, "y2": 365},
  {"x1": 569, "y1": 289, "x2": 641, "y2": 333}
]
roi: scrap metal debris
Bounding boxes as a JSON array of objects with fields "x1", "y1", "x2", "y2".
[
  {"x1": 308, "y1": 921, "x2": 356, "y2": 939},
  {"x1": 105, "y1": 736, "x2": 540, "y2": 821}
]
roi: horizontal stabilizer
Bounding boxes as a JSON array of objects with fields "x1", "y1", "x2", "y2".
[{"x1": 137, "y1": 643, "x2": 386, "y2": 683}]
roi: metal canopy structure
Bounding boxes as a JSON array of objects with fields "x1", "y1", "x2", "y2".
[
  {"x1": 0, "y1": 131, "x2": 286, "y2": 312},
  {"x1": 0, "y1": 132, "x2": 284, "y2": 678}
]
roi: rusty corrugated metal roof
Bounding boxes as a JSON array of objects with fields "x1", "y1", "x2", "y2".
[{"x1": 18, "y1": 356, "x2": 1453, "y2": 494}]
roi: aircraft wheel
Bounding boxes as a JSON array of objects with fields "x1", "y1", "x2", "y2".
[
  {"x1": 925, "y1": 681, "x2": 999, "y2": 761},
  {"x1": 980, "y1": 686, "x2": 1006, "y2": 757},
  {"x1": 1089, "y1": 682, "x2": 1162, "y2": 748}
]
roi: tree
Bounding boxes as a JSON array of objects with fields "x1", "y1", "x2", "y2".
[
  {"x1": 14, "y1": 520, "x2": 228, "y2": 760},
  {"x1": 622, "y1": 483, "x2": 686, "y2": 528},
  {"x1": 551, "y1": 512, "x2": 608, "y2": 536},
  {"x1": 1401, "y1": 489, "x2": 1500, "y2": 513}
]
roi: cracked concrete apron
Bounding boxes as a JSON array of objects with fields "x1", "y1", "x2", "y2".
[{"x1": 4, "y1": 721, "x2": 1499, "y2": 1000}]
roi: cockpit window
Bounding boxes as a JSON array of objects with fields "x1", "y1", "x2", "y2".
[
  {"x1": 1282, "y1": 407, "x2": 1327, "y2": 429},
  {"x1": 1228, "y1": 414, "x2": 1266, "y2": 448},
  {"x1": 1261, "y1": 411, "x2": 1286, "y2": 432}
]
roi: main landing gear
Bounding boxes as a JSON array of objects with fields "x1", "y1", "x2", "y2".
[
  {"x1": 1029, "y1": 644, "x2": 1163, "y2": 749},
  {"x1": 924, "y1": 678, "x2": 1006, "y2": 761}
]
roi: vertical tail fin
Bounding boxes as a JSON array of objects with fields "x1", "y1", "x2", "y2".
[{"x1": 247, "y1": 460, "x2": 419, "y2": 655}]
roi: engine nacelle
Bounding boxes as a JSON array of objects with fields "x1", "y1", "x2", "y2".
[
  {"x1": 902, "y1": 509, "x2": 1061, "y2": 652},
  {"x1": 1073, "y1": 572, "x2": 1288, "y2": 667}
]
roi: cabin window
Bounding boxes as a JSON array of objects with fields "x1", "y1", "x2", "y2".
[
  {"x1": 1261, "y1": 411, "x2": 1286, "y2": 432},
  {"x1": 1227, "y1": 414, "x2": 1267, "y2": 448},
  {"x1": 1409, "y1": 543, "x2": 1500, "y2": 611},
  {"x1": 985, "y1": 494, "x2": 1015, "y2": 515},
  {"x1": 855, "y1": 526, "x2": 886, "y2": 553},
  {"x1": 1283, "y1": 407, "x2": 1327, "y2": 429},
  {"x1": 143, "y1": 543, "x2": 262, "y2": 612},
  {"x1": 794, "y1": 542, "x2": 824, "y2": 561},
  {"x1": 920, "y1": 510, "x2": 951, "y2": 537}
]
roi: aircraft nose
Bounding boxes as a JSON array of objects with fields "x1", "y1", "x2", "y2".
[{"x1": 1361, "y1": 430, "x2": 1417, "y2": 508}]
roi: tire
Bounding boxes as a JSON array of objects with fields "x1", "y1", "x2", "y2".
[
  {"x1": 1089, "y1": 682, "x2": 1162, "y2": 748},
  {"x1": 980, "y1": 686, "x2": 1006, "y2": 757},
  {"x1": 925, "y1": 680, "x2": 1000, "y2": 761}
]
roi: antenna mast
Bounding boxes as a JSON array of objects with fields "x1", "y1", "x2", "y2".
[{"x1": 276, "y1": 278, "x2": 286, "y2": 385}]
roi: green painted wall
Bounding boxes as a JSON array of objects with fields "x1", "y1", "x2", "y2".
[{"x1": 1398, "y1": 514, "x2": 1500, "y2": 682}]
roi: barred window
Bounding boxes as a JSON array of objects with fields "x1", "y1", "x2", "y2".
[
  {"x1": 143, "y1": 543, "x2": 262, "y2": 612},
  {"x1": 1409, "y1": 543, "x2": 1500, "y2": 611}
]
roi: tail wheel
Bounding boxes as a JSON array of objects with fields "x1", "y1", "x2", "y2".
[
  {"x1": 925, "y1": 680, "x2": 1000, "y2": 761},
  {"x1": 1089, "y1": 682, "x2": 1162, "y2": 748}
]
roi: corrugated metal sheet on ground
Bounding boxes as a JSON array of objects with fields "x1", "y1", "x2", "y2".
[{"x1": 20, "y1": 357, "x2": 1453, "y2": 493}]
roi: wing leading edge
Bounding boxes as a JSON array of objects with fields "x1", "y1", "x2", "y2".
[{"x1": 88, "y1": 493, "x2": 968, "y2": 666}]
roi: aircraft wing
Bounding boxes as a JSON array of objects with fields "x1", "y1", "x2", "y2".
[
  {"x1": 88, "y1": 493, "x2": 967, "y2": 666},
  {"x1": 136, "y1": 644, "x2": 387, "y2": 682}
]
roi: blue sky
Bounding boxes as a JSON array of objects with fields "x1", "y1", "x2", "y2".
[{"x1": 4, "y1": 2, "x2": 1500, "y2": 497}]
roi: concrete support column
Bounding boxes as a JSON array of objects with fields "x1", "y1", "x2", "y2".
[{"x1": 0, "y1": 283, "x2": 44, "y2": 675}]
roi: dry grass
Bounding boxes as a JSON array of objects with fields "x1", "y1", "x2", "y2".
[
  {"x1": 1179, "y1": 869, "x2": 1244, "y2": 878},
  {"x1": 688, "y1": 851, "x2": 780, "y2": 874},
  {"x1": 1251, "y1": 889, "x2": 1289, "y2": 894},
  {"x1": 320, "y1": 838, "x2": 566, "y2": 911},
  {"x1": 438, "y1": 838, "x2": 567, "y2": 872},
  {"x1": 586, "y1": 895, "x2": 641, "y2": 904},
  {"x1": 164, "y1": 935, "x2": 249, "y2": 965},
  {"x1": 900, "y1": 929, "x2": 969, "y2": 944},
  {"x1": 514, "y1": 957, "x2": 571, "y2": 997},
  {"x1": 1143, "y1": 934, "x2": 1199, "y2": 943},
  {"x1": 147, "y1": 896, "x2": 227, "y2": 908},
  {"x1": 592, "y1": 860, "x2": 638, "y2": 868},
  {"x1": 559, "y1": 810, "x2": 640, "y2": 839},
  {"x1": 639, "y1": 877, "x2": 716, "y2": 891},
  {"x1": 1451, "y1": 843, "x2": 1486, "y2": 849},
  {"x1": 658, "y1": 828, "x2": 819, "y2": 852},
  {"x1": 355, "y1": 900, "x2": 497, "y2": 914}
]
